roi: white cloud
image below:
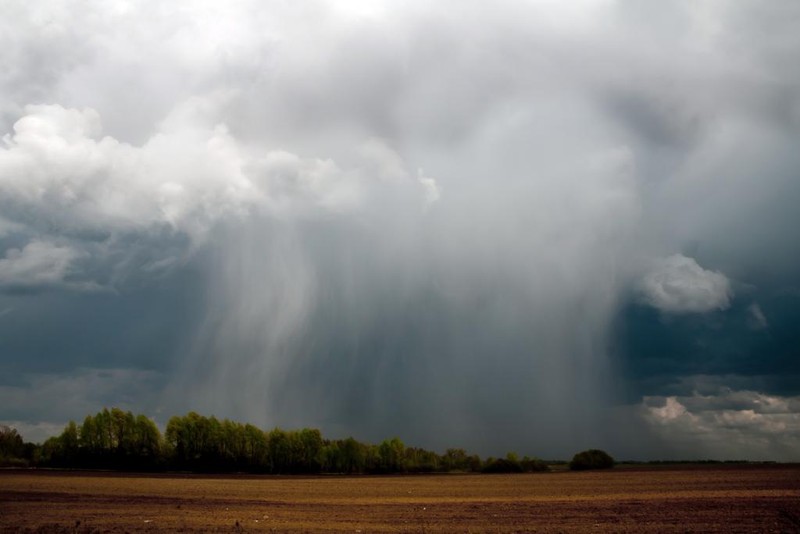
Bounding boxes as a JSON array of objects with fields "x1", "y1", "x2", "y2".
[
  {"x1": 417, "y1": 168, "x2": 440, "y2": 206},
  {"x1": 0, "y1": 103, "x2": 436, "y2": 289},
  {"x1": 0, "y1": 240, "x2": 84, "y2": 289},
  {"x1": 642, "y1": 389, "x2": 800, "y2": 461},
  {"x1": 638, "y1": 254, "x2": 732, "y2": 313},
  {"x1": 1, "y1": 103, "x2": 255, "y2": 236},
  {"x1": 650, "y1": 396, "x2": 695, "y2": 422}
]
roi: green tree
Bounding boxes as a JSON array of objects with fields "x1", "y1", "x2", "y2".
[
  {"x1": 334, "y1": 437, "x2": 366, "y2": 473},
  {"x1": 132, "y1": 414, "x2": 162, "y2": 465},
  {"x1": 73, "y1": 409, "x2": 163, "y2": 469},
  {"x1": 0, "y1": 425, "x2": 26, "y2": 466},
  {"x1": 79, "y1": 415, "x2": 98, "y2": 455},
  {"x1": 482, "y1": 453, "x2": 523, "y2": 473},
  {"x1": 443, "y1": 448, "x2": 469, "y2": 472},
  {"x1": 569, "y1": 449, "x2": 614, "y2": 471},
  {"x1": 243, "y1": 424, "x2": 268, "y2": 471},
  {"x1": 378, "y1": 437, "x2": 405, "y2": 473},
  {"x1": 108, "y1": 408, "x2": 139, "y2": 458},
  {"x1": 520, "y1": 455, "x2": 549, "y2": 472},
  {"x1": 165, "y1": 412, "x2": 224, "y2": 470},
  {"x1": 296, "y1": 428, "x2": 323, "y2": 472},
  {"x1": 267, "y1": 428, "x2": 291, "y2": 473},
  {"x1": 42, "y1": 421, "x2": 79, "y2": 466},
  {"x1": 62, "y1": 421, "x2": 80, "y2": 459}
]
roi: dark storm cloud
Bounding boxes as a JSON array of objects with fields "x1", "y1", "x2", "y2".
[
  {"x1": 616, "y1": 294, "x2": 800, "y2": 399},
  {"x1": 1, "y1": 1, "x2": 799, "y2": 459}
]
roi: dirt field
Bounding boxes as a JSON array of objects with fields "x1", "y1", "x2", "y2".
[{"x1": 2, "y1": 465, "x2": 799, "y2": 532}]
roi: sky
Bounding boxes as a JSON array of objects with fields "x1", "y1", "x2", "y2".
[{"x1": 1, "y1": 0, "x2": 799, "y2": 461}]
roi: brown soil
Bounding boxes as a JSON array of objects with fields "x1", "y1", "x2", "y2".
[{"x1": 1, "y1": 465, "x2": 799, "y2": 532}]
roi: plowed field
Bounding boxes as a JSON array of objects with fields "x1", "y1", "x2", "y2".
[{"x1": 2, "y1": 465, "x2": 799, "y2": 532}]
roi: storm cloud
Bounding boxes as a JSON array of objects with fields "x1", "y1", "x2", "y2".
[
  {"x1": 638, "y1": 254, "x2": 732, "y2": 314},
  {"x1": 1, "y1": 1, "x2": 799, "y2": 460}
]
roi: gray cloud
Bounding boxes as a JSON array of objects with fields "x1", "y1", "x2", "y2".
[
  {"x1": 0, "y1": 102, "x2": 436, "y2": 290},
  {"x1": 0, "y1": 240, "x2": 85, "y2": 290},
  {"x1": 0, "y1": 420, "x2": 64, "y2": 445},
  {"x1": 0, "y1": 367, "x2": 164, "y2": 424},
  {"x1": 0, "y1": 1, "x2": 799, "y2": 458},
  {"x1": 748, "y1": 303, "x2": 769, "y2": 330},
  {"x1": 638, "y1": 254, "x2": 732, "y2": 314},
  {"x1": 641, "y1": 388, "x2": 800, "y2": 461}
]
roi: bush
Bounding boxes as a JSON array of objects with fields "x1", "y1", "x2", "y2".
[
  {"x1": 520, "y1": 456, "x2": 549, "y2": 472},
  {"x1": 482, "y1": 457, "x2": 524, "y2": 473},
  {"x1": 569, "y1": 449, "x2": 614, "y2": 471}
]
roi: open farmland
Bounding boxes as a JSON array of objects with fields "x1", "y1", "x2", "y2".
[{"x1": 2, "y1": 465, "x2": 799, "y2": 532}]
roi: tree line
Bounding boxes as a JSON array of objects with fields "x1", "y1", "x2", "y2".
[{"x1": 1, "y1": 409, "x2": 612, "y2": 474}]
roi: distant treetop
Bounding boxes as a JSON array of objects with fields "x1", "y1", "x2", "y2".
[{"x1": 569, "y1": 449, "x2": 615, "y2": 471}]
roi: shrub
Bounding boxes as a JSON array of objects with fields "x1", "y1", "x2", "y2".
[
  {"x1": 482, "y1": 457, "x2": 523, "y2": 473},
  {"x1": 569, "y1": 449, "x2": 614, "y2": 471},
  {"x1": 520, "y1": 456, "x2": 549, "y2": 472}
]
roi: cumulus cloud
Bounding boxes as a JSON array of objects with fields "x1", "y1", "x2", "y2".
[
  {"x1": 642, "y1": 388, "x2": 800, "y2": 461},
  {"x1": 0, "y1": 240, "x2": 84, "y2": 290},
  {"x1": 0, "y1": 103, "x2": 437, "y2": 289},
  {"x1": 638, "y1": 254, "x2": 732, "y2": 314}
]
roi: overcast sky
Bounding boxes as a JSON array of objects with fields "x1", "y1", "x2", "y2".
[{"x1": 1, "y1": 0, "x2": 799, "y2": 461}]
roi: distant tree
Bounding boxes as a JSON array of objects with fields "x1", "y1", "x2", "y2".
[
  {"x1": 30, "y1": 407, "x2": 504, "y2": 476},
  {"x1": 205, "y1": 416, "x2": 223, "y2": 466},
  {"x1": 296, "y1": 428, "x2": 324, "y2": 472},
  {"x1": 520, "y1": 455, "x2": 549, "y2": 472},
  {"x1": 164, "y1": 415, "x2": 186, "y2": 465},
  {"x1": 74, "y1": 409, "x2": 162, "y2": 469},
  {"x1": 79, "y1": 414, "x2": 100, "y2": 457},
  {"x1": 482, "y1": 453, "x2": 524, "y2": 473},
  {"x1": 165, "y1": 412, "x2": 229, "y2": 471},
  {"x1": 40, "y1": 436, "x2": 61, "y2": 465},
  {"x1": 41, "y1": 421, "x2": 79, "y2": 466},
  {"x1": 244, "y1": 424, "x2": 269, "y2": 471},
  {"x1": 0, "y1": 425, "x2": 26, "y2": 466},
  {"x1": 267, "y1": 428, "x2": 291, "y2": 473},
  {"x1": 109, "y1": 408, "x2": 135, "y2": 455},
  {"x1": 466, "y1": 454, "x2": 482, "y2": 472},
  {"x1": 365, "y1": 443, "x2": 381, "y2": 472},
  {"x1": 378, "y1": 437, "x2": 406, "y2": 473},
  {"x1": 569, "y1": 449, "x2": 614, "y2": 471},
  {"x1": 131, "y1": 414, "x2": 162, "y2": 468},
  {"x1": 335, "y1": 437, "x2": 366, "y2": 473},
  {"x1": 61, "y1": 421, "x2": 80, "y2": 461},
  {"x1": 405, "y1": 447, "x2": 439, "y2": 473},
  {"x1": 443, "y1": 448, "x2": 469, "y2": 472}
]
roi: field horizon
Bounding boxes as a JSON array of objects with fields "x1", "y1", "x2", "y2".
[{"x1": 2, "y1": 464, "x2": 799, "y2": 532}]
